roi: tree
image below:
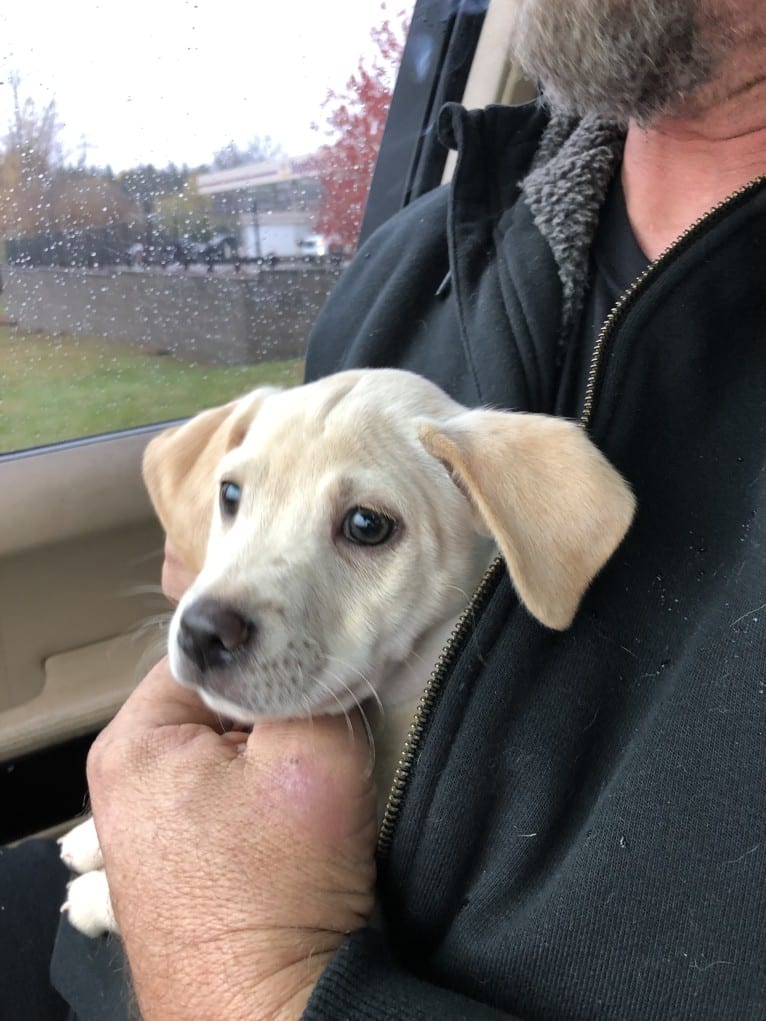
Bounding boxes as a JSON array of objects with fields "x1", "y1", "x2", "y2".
[
  {"x1": 314, "y1": 8, "x2": 407, "y2": 250},
  {"x1": 47, "y1": 169, "x2": 135, "y2": 230},
  {"x1": 153, "y1": 187, "x2": 213, "y2": 243},
  {"x1": 212, "y1": 136, "x2": 283, "y2": 170},
  {"x1": 0, "y1": 74, "x2": 65, "y2": 235},
  {"x1": 0, "y1": 78, "x2": 214, "y2": 255},
  {"x1": 118, "y1": 164, "x2": 189, "y2": 213}
]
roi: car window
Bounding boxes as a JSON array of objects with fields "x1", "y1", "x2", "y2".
[{"x1": 0, "y1": 1, "x2": 414, "y2": 455}]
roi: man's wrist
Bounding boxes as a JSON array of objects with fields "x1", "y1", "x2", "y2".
[
  {"x1": 271, "y1": 952, "x2": 335, "y2": 1021},
  {"x1": 127, "y1": 932, "x2": 336, "y2": 1021}
]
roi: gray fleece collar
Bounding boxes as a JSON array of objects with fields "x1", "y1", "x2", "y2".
[{"x1": 522, "y1": 112, "x2": 626, "y2": 338}]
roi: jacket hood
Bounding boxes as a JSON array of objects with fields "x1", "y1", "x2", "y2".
[{"x1": 439, "y1": 102, "x2": 625, "y2": 339}]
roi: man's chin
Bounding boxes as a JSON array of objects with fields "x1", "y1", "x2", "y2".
[{"x1": 511, "y1": 0, "x2": 716, "y2": 126}]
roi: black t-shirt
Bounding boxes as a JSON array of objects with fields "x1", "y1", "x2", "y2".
[{"x1": 561, "y1": 172, "x2": 650, "y2": 412}]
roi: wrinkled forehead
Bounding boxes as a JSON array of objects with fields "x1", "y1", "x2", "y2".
[
  {"x1": 216, "y1": 384, "x2": 404, "y2": 489},
  {"x1": 218, "y1": 371, "x2": 460, "y2": 484}
]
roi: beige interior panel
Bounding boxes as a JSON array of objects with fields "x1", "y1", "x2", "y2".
[
  {"x1": 0, "y1": 427, "x2": 171, "y2": 761},
  {"x1": 0, "y1": 424, "x2": 166, "y2": 557},
  {"x1": 0, "y1": 520, "x2": 166, "y2": 710},
  {"x1": 0, "y1": 627, "x2": 167, "y2": 760}
]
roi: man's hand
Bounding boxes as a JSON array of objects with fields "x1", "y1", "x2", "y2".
[
  {"x1": 86, "y1": 543, "x2": 377, "y2": 1021},
  {"x1": 161, "y1": 538, "x2": 198, "y2": 604}
]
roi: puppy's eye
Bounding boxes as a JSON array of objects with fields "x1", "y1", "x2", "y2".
[
  {"x1": 342, "y1": 507, "x2": 396, "y2": 546},
  {"x1": 220, "y1": 481, "x2": 241, "y2": 518}
]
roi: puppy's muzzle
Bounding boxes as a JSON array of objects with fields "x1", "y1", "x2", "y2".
[{"x1": 178, "y1": 597, "x2": 255, "y2": 672}]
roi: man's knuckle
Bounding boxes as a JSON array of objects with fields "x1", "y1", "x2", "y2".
[
  {"x1": 85, "y1": 734, "x2": 110, "y2": 780},
  {"x1": 86, "y1": 730, "x2": 142, "y2": 784}
]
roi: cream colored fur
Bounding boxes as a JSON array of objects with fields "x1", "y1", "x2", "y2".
[{"x1": 60, "y1": 368, "x2": 635, "y2": 936}]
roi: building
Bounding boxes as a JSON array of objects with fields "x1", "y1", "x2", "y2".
[{"x1": 195, "y1": 155, "x2": 323, "y2": 260}]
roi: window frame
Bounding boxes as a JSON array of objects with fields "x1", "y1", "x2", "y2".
[{"x1": 359, "y1": 0, "x2": 489, "y2": 246}]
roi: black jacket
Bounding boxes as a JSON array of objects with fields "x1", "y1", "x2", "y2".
[{"x1": 302, "y1": 103, "x2": 766, "y2": 1020}]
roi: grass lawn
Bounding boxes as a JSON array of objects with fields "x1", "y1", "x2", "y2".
[{"x1": 0, "y1": 324, "x2": 304, "y2": 454}]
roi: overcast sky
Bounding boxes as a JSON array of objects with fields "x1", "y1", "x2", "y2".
[{"x1": 0, "y1": 0, "x2": 407, "y2": 171}]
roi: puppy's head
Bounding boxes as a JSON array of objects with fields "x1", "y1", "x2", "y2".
[{"x1": 143, "y1": 369, "x2": 635, "y2": 721}]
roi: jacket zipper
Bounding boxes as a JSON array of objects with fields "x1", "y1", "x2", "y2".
[
  {"x1": 581, "y1": 173, "x2": 766, "y2": 428},
  {"x1": 376, "y1": 172, "x2": 766, "y2": 862},
  {"x1": 376, "y1": 554, "x2": 504, "y2": 859}
]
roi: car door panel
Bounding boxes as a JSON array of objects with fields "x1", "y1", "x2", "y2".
[{"x1": 0, "y1": 430, "x2": 167, "y2": 763}]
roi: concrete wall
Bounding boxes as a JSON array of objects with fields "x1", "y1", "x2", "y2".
[{"x1": 2, "y1": 265, "x2": 341, "y2": 365}]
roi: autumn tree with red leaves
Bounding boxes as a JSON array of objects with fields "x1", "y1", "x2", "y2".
[{"x1": 314, "y1": 8, "x2": 407, "y2": 251}]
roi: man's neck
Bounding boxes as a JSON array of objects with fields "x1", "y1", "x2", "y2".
[{"x1": 622, "y1": 54, "x2": 766, "y2": 260}]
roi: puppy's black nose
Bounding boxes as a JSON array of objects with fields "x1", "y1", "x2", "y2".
[{"x1": 178, "y1": 598, "x2": 255, "y2": 671}]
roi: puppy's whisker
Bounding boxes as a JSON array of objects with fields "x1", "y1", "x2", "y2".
[
  {"x1": 354, "y1": 700, "x2": 376, "y2": 768},
  {"x1": 297, "y1": 663, "x2": 313, "y2": 723},
  {"x1": 325, "y1": 671, "x2": 375, "y2": 763},
  {"x1": 300, "y1": 693, "x2": 316, "y2": 739},
  {"x1": 314, "y1": 677, "x2": 354, "y2": 738},
  {"x1": 344, "y1": 685, "x2": 376, "y2": 769},
  {"x1": 130, "y1": 613, "x2": 173, "y2": 635},
  {"x1": 404, "y1": 648, "x2": 427, "y2": 667},
  {"x1": 128, "y1": 546, "x2": 166, "y2": 569},
  {"x1": 324, "y1": 655, "x2": 383, "y2": 713},
  {"x1": 359, "y1": 676, "x2": 383, "y2": 713},
  {"x1": 118, "y1": 584, "x2": 169, "y2": 599},
  {"x1": 117, "y1": 620, "x2": 171, "y2": 662}
]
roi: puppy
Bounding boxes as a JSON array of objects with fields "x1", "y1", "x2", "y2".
[{"x1": 60, "y1": 368, "x2": 635, "y2": 936}]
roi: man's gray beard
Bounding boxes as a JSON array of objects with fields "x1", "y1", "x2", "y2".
[{"x1": 510, "y1": 0, "x2": 723, "y2": 125}]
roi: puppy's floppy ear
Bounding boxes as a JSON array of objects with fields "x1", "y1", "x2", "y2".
[
  {"x1": 419, "y1": 411, "x2": 636, "y2": 630},
  {"x1": 142, "y1": 389, "x2": 280, "y2": 571}
]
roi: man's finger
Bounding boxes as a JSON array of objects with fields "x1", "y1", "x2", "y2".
[
  {"x1": 162, "y1": 539, "x2": 198, "y2": 604},
  {"x1": 110, "y1": 657, "x2": 222, "y2": 732}
]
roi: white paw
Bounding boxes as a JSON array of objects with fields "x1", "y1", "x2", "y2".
[
  {"x1": 61, "y1": 868, "x2": 118, "y2": 937},
  {"x1": 59, "y1": 816, "x2": 117, "y2": 936},
  {"x1": 58, "y1": 816, "x2": 104, "y2": 873}
]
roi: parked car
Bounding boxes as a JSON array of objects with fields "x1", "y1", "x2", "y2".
[
  {"x1": 297, "y1": 233, "x2": 328, "y2": 262},
  {"x1": 192, "y1": 234, "x2": 240, "y2": 264}
]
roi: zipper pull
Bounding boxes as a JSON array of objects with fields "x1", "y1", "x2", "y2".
[{"x1": 435, "y1": 271, "x2": 451, "y2": 298}]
